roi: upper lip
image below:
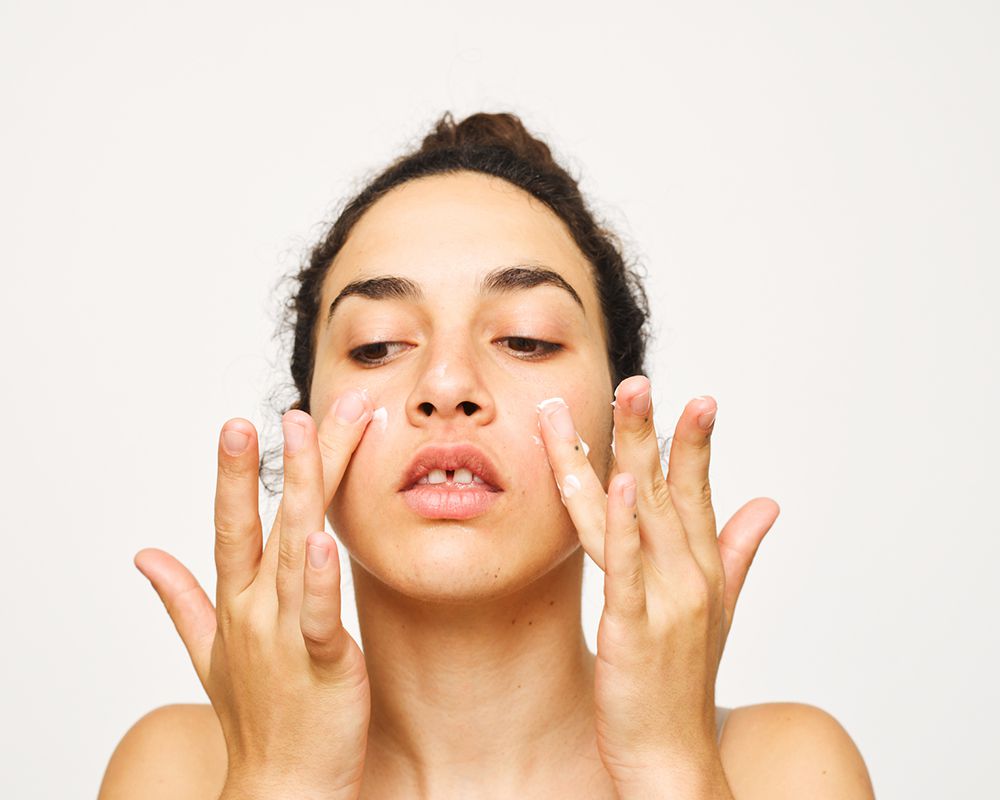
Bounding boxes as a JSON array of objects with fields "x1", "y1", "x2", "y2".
[{"x1": 398, "y1": 443, "x2": 505, "y2": 492}]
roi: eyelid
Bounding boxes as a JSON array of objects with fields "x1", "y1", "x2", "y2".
[{"x1": 347, "y1": 335, "x2": 563, "y2": 367}]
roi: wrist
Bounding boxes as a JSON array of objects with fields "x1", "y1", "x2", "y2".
[
  {"x1": 612, "y1": 754, "x2": 733, "y2": 800},
  {"x1": 220, "y1": 773, "x2": 362, "y2": 800}
]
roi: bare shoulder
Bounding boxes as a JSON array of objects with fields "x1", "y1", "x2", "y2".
[
  {"x1": 98, "y1": 703, "x2": 226, "y2": 800},
  {"x1": 718, "y1": 702, "x2": 875, "y2": 799}
]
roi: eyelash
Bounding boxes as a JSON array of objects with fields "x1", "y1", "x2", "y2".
[{"x1": 348, "y1": 337, "x2": 563, "y2": 367}]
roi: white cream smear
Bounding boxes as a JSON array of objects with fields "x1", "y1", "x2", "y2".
[
  {"x1": 536, "y1": 396, "x2": 566, "y2": 413},
  {"x1": 372, "y1": 406, "x2": 388, "y2": 431},
  {"x1": 562, "y1": 473, "x2": 582, "y2": 498}
]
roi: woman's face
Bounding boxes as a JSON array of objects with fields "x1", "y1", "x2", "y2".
[{"x1": 310, "y1": 171, "x2": 614, "y2": 602}]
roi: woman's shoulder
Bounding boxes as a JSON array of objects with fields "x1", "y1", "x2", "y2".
[
  {"x1": 99, "y1": 703, "x2": 225, "y2": 800},
  {"x1": 718, "y1": 702, "x2": 874, "y2": 799}
]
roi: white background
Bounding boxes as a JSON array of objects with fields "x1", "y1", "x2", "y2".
[{"x1": 2, "y1": 2, "x2": 997, "y2": 797}]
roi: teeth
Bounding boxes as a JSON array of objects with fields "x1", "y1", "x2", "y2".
[{"x1": 414, "y1": 467, "x2": 488, "y2": 486}]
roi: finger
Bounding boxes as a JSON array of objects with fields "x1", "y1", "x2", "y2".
[
  {"x1": 259, "y1": 391, "x2": 373, "y2": 589},
  {"x1": 134, "y1": 548, "x2": 216, "y2": 687},
  {"x1": 603, "y1": 473, "x2": 646, "y2": 619},
  {"x1": 214, "y1": 419, "x2": 263, "y2": 607},
  {"x1": 664, "y1": 396, "x2": 724, "y2": 583},
  {"x1": 717, "y1": 498, "x2": 780, "y2": 641},
  {"x1": 537, "y1": 396, "x2": 608, "y2": 570},
  {"x1": 612, "y1": 375, "x2": 691, "y2": 573},
  {"x1": 300, "y1": 531, "x2": 352, "y2": 666},
  {"x1": 274, "y1": 410, "x2": 328, "y2": 622}
]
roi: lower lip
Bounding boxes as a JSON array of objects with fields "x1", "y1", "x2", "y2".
[{"x1": 400, "y1": 484, "x2": 503, "y2": 520}]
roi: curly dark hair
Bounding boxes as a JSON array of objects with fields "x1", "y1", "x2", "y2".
[{"x1": 259, "y1": 111, "x2": 652, "y2": 496}]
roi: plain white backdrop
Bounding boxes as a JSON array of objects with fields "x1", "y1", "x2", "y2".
[{"x1": 1, "y1": 1, "x2": 997, "y2": 797}]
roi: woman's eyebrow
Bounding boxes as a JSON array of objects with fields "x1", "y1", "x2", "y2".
[{"x1": 325, "y1": 264, "x2": 585, "y2": 328}]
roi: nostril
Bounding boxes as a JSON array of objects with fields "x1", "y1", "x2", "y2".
[
  {"x1": 460, "y1": 401, "x2": 477, "y2": 416},
  {"x1": 419, "y1": 401, "x2": 434, "y2": 416}
]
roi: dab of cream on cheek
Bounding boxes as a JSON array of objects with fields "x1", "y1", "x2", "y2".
[{"x1": 372, "y1": 406, "x2": 388, "y2": 431}]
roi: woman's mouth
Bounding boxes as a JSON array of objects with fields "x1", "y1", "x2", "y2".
[
  {"x1": 398, "y1": 445, "x2": 505, "y2": 520},
  {"x1": 401, "y1": 478, "x2": 502, "y2": 520}
]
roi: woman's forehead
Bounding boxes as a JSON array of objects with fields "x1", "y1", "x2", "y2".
[{"x1": 321, "y1": 172, "x2": 599, "y2": 314}]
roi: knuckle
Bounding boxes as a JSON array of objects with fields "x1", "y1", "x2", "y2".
[
  {"x1": 217, "y1": 602, "x2": 236, "y2": 632},
  {"x1": 643, "y1": 478, "x2": 673, "y2": 515},
  {"x1": 277, "y1": 541, "x2": 300, "y2": 574},
  {"x1": 300, "y1": 618, "x2": 333, "y2": 649},
  {"x1": 242, "y1": 602, "x2": 272, "y2": 645},
  {"x1": 218, "y1": 456, "x2": 252, "y2": 482},
  {"x1": 214, "y1": 514, "x2": 248, "y2": 548},
  {"x1": 683, "y1": 570, "x2": 712, "y2": 615}
]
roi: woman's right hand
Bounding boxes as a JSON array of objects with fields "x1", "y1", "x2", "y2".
[{"x1": 133, "y1": 390, "x2": 374, "y2": 800}]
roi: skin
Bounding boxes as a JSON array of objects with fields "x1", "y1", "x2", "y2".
[
  {"x1": 119, "y1": 171, "x2": 876, "y2": 800},
  {"x1": 310, "y1": 171, "x2": 622, "y2": 797}
]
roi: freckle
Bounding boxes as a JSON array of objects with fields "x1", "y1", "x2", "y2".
[
  {"x1": 528, "y1": 620, "x2": 533, "y2": 625},
  {"x1": 574, "y1": 445, "x2": 579, "y2": 451},
  {"x1": 643, "y1": 417, "x2": 648, "y2": 423},
  {"x1": 549, "y1": 600, "x2": 554, "y2": 605},
  {"x1": 632, "y1": 513, "x2": 637, "y2": 520},
  {"x1": 511, "y1": 618, "x2": 516, "y2": 624}
]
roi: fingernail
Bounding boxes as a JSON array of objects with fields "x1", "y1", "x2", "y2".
[
  {"x1": 282, "y1": 420, "x2": 305, "y2": 454},
  {"x1": 335, "y1": 390, "x2": 366, "y2": 424},
  {"x1": 630, "y1": 390, "x2": 650, "y2": 416},
  {"x1": 221, "y1": 429, "x2": 249, "y2": 456},
  {"x1": 308, "y1": 543, "x2": 329, "y2": 568},
  {"x1": 545, "y1": 403, "x2": 576, "y2": 441},
  {"x1": 622, "y1": 476, "x2": 637, "y2": 508},
  {"x1": 697, "y1": 403, "x2": 717, "y2": 430}
]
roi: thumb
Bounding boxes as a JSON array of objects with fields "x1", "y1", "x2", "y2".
[
  {"x1": 717, "y1": 498, "x2": 780, "y2": 640},
  {"x1": 134, "y1": 547, "x2": 216, "y2": 685}
]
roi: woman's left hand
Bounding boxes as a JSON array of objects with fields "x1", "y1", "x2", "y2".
[{"x1": 537, "y1": 375, "x2": 780, "y2": 798}]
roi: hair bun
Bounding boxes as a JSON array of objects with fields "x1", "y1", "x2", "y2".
[{"x1": 418, "y1": 111, "x2": 556, "y2": 170}]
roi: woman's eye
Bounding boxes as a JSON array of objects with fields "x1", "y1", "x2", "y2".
[
  {"x1": 348, "y1": 337, "x2": 562, "y2": 367},
  {"x1": 349, "y1": 341, "x2": 410, "y2": 366},
  {"x1": 497, "y1": 336, "x2": 563, "y2": 360}
]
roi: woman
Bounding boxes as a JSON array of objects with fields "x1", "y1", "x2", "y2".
[{"x1": 100, "y1": 112, "x2": 875, "y2": 799}]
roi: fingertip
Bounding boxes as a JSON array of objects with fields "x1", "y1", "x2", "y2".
[
  {"x1": 611, "y1": 472, "x2": 636, "y2": 502},
  {"x1": 283, "y1": 408, "x2": 314, "y2": 429},
  {"x1": 306, "y1": 530, "x2": 332, "y2": 548},
  {"x1": 306, "y1": 531, "x2": 336, "y2": 569}
]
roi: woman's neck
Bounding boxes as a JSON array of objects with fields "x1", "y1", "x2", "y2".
[{"x1": 350, "y1": 547, "x2": 609, "y2": 798}]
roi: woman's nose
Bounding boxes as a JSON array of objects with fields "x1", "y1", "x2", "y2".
[{"x1": 405, "y1": 349, "x2": 495, "y2": 425}]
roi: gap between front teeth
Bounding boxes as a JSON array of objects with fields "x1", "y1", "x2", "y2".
[{"x1": 419, "y1": 468, "x2": 483, "y2": 485}]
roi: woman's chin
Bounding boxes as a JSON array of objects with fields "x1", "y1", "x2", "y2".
[{"x1": 342, "y1": 526, "x2": 579, "y2": 604}]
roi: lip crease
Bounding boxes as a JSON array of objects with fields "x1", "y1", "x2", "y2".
[{"x1": 398, "y1": 442, "x2": 505, "y2": 492}]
